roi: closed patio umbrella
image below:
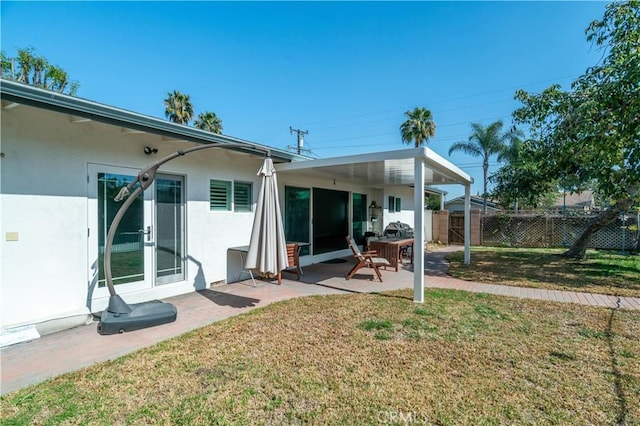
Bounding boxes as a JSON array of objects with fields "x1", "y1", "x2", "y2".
[{"x1": 245, "y1": 157, "x2": 288, "y2": 281}]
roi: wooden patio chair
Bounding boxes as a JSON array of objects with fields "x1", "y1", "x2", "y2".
[
  {"x1": 345, "y1": 235, "x2": 390, "y2": 282},
  {"x1": 277, "y1": 243, "x2": 301, "y2": 284}
]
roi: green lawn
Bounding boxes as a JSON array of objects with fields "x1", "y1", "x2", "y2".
[
  {"x1": 2, "y1": 289, "x2": 639, "y2": 425},
  {"x1": 447, "y1": 247, "x2": 640, "y2": 298}
]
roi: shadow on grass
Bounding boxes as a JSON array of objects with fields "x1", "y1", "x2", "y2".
[
  {"x1": 606, "y1": 302, "x2": 628, "y2": 425},
  {"x1": 308, "y1": 281, "x2": 414, "y2": 301},
  {"x1": 196, "y1": 289, "x2": 260, "y2": 308}
]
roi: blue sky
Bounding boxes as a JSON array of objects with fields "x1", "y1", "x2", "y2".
[{"x1": 1, "y1": 1, "x2": 607, "y2": 199}]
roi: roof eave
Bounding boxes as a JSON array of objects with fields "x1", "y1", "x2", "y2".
[{"x1": 0, "y1": 79, "x2": 304, "y2": 163}]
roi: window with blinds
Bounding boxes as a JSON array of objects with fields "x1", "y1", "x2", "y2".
[
  {"x1": 209, "y1": 180, "x2": 252, "y2": 212},
  {"x1": 210, "y1": 180, "x2": 231, "y2": 211},
  {"x1": 234, "y1": 181, "x2": 252, "y2": 212}
]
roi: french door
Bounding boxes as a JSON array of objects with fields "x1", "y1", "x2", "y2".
[
  {"x1": 155, "y1": 175, "x2": 186, "y2": 284},
  {"x1": 88, "y1": 164, "x2": 185, "y2": 298}
]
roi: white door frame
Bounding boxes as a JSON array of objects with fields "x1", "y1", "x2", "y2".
[{"x1": 87, "y1": 163, "x2": 154, "y2": 299}]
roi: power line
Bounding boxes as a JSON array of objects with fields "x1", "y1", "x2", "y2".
[
  {"x1": 293, "y1": 73, "x2": 580, "y2": 130},
  {"x1": 283, "y1": 74, "x2": 573, "y2": 151},
  {"x1": 309, "y1": 113, "x2": 515, "y2": 147}
]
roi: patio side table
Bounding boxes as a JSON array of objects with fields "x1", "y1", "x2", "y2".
[{"x1": 228, "y1": 245, "x2": 256, "y2": 287}]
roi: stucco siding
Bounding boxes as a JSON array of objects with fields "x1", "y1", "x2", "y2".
[{"x1": 1, "y1": 104, "x2": 263, "y2": 328}]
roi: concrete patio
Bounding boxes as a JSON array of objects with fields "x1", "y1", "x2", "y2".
[{"x1": 1, "y1": 246, "x2": 638, "y2": 395}]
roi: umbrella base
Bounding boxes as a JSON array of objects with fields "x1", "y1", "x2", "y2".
[{"x1": 97, "y1": 299, "x2": 177, "y2": 335}]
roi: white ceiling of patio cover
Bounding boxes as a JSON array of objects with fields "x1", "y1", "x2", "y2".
[{"x1": 276, "y1": 148, "x2": 472, "y2": 188}]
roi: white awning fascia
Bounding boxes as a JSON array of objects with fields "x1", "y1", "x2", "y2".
[{"x1": 276, "y1": 147, "x2": 473, "y2": 187}]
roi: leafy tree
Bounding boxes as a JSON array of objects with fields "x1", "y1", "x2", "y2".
[
  {"x1": 491, "y1": 136, "x2": 592, "y2": 211},
  {"x1": 46, "y1": 63, "x2": 78, "y2": 95},
  {"x1": 511, "y1": 0, "x2": 640, "y2": 258},
  {"x1": 491, "y1": 133, "x2": 559, "y2": 210},
  {"x1": 1, "y1": 47, "x2": 79, "y2": 95},
  {"x1": 0, "y1": 51, "x2": 13, "y2": 79},
  {"x1": 425, "y1": 193, "x2": 442, "y2": 211},
  {"x1": 400, "y1": 107, "x2": 436, "y2": 147},
  {"x1": 449, "y1": 120, "x2": 520, "y2": 212},
  {"x1": 32, "y1": 54, "x2": 47, "y2": 87},
  {"x1": 491, "y1": 134, "x2": 526, "y2": 208},
  {"x1": 163, "y1": 90, "x2": 194, "y2": 125},
  {"x1": 194, "y1": 111, "x2": 223, "y2": 134},
  {"x1": 15, "y1": 47, "x2": 34, "y2": 84}
]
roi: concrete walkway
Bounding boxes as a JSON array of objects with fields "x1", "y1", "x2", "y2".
[
  {"x1": 2, "y1": 246, "x2": 638, "y2": 395},
  {"x1": 423, "y1": 246, "x2": 640, "y2": 310}
]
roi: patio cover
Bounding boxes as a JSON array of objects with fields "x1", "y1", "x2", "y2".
[{"x1": 276, "y1": 147, "x2": 473, "y2": 303}]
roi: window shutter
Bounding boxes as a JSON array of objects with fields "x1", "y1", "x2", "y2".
[
  {"x1": 234, "y1": 181, "x2": 252, "y2": 212},
  {"x1": 210, "y1": 180, "x2": 231, "y2": 211}
]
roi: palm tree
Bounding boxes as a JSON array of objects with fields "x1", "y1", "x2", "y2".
[
  {"x1": 164, "y1": 90, "x2": 194, "y2": 125},
  {"x1": 448, "y1": 120, "x2": 517, "y2": 212},
  {"x1": 400, "y1": 107, "x2": 436, "y2": 147},
  {"x1": 194, "y1": 111, "x2": 223, "y2": 134}
]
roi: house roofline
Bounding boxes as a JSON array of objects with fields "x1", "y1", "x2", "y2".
[
  {"x1": 0, "y1": 79, "x2": 305, "y2": 163},
  {"x1": 445, "y1": 195, "x2": 499, "y2": 208},
  {"x1": 425, "y1": 187, "x2": 448, "y2": 196}
]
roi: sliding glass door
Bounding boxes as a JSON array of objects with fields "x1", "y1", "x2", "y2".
[
  {"x1": 352, "y1": 193, "x2": 368, "y2": 245},
  {"x1": 313, "y1": 188, "x2": 349, "y2": 255},
  {"x1": 284, "y1": 186, "x2": 310, "y2": 256}
]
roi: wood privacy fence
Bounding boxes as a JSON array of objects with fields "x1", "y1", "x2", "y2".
[
  {"x1": 430, "y1": 210, "x2": 483, "y2": 246},
  {"x1": 482, "y1": 212, "x2": 639, "y2": 250}
]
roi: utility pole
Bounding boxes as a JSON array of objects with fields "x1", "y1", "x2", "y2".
[{"x1": 288, "y1": 127, "x2": 309, "y2": 155}]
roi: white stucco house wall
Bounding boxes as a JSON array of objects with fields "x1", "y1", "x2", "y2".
[
  {"x1": 0, "y1": 80, "x2": 310, "y2": 338},
  {"x1": 1, "y1": 79, "x2": 472, "y2": 342}
]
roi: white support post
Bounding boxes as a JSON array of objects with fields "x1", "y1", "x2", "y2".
[
  {"x1": 464, "y1": 183, "x2": 471, "y2": 264},
  {"x1": 413, "y1": 157, "x2": 425, "y2": 303}
]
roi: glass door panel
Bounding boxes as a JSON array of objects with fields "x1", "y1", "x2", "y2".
[
  {"x1": 352, "y1": 193, "x2": 367, "y2": 245},
  {"x1": 284, "y1": 186, "x2": 311, "y2": 256},
  {"x1": 155, "y1": 175, "x2": 185, "y2": 284},
  {"x1": 89, "y1": 164, "x2": 152, "y2": 298},
  {"x1": 97, "y1": 172, "x2": 145, "y2": 287},
  {"x1": 313, "y1": 188, "x2": 349, "y2": 255}
]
